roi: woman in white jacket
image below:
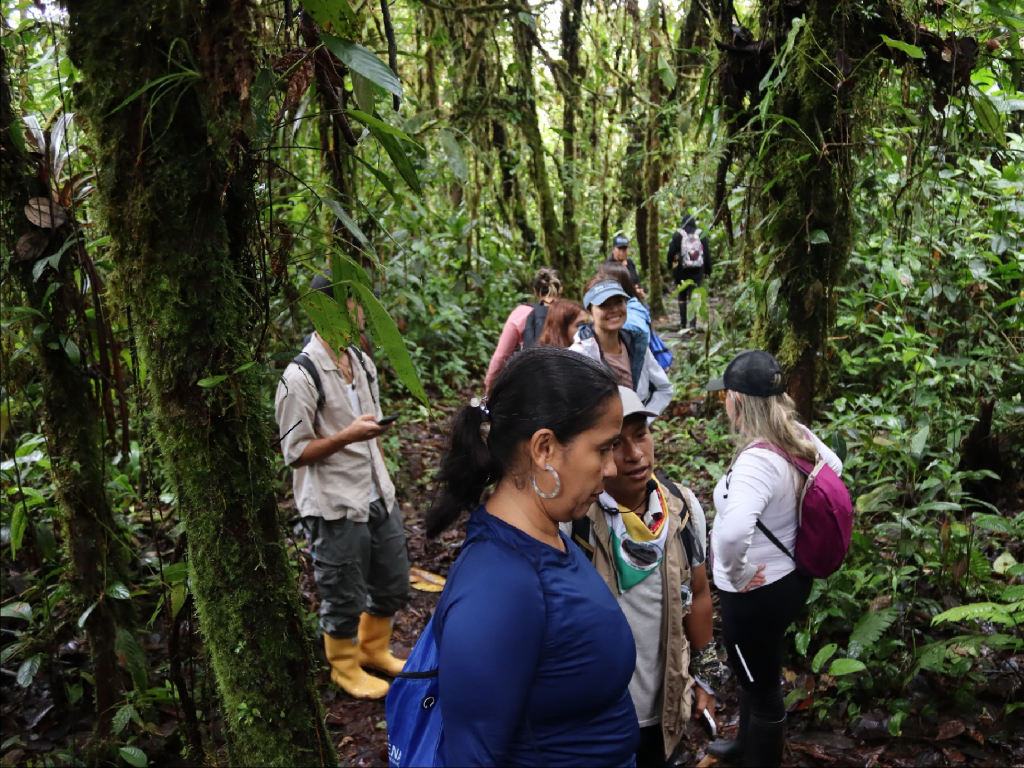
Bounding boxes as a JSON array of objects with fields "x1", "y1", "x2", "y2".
[
  {"x1": 570, "y1": 278, "x2": 673, "y2": 418},
  {"x1": 705, "y1": 351, "x2": 842, "y2": 768}
]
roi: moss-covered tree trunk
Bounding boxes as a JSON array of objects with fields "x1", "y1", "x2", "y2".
[
  {"x1": 512, "y1": 10, "x2": 565, "y2": 273},
  {"x1": 1, "y1": 50, "x2": 134, "y2": 747},
  {"x1": 752, "y1": 2, "x2": 852, "y2": 420},
  {"x1": 558, "y1": 0, "x2": 584, "y2": 281},
  {"x1": 64, "y1": 1, "x2": 335, "y2": 764}
]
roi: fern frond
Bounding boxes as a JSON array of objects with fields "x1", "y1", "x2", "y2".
[{"x1": 848, "y1": 606, "x2": 899, "y2": 658}]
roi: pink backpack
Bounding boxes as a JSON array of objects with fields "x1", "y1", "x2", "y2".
[{"x1": 751, "y1": 443, "x2": 854, "y2": 579}]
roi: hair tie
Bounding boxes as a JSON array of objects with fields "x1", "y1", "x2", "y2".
[{"x1": 470, "y1": 396, "x2": 490, "y2": 422}]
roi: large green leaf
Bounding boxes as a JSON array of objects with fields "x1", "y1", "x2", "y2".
[
  {"x1": 880, "y1": 35, "x2": 925, "y2": 59},
  {"x1": 119, "y1": 746, "x2": 148, "y2": 768},
  {"x1": 323, "y1": 198, "x2": 372, "y2": 251},
  {"x1": 973, "y1": 91, "x2": 1005, "y2": 147},
  {"x1": 910, "y1": 424, "x2": 930, "y2": 463},
  {"x1": 347, "y1": 110, "x2": 420, "y2": 145},
  {"x1": 439, "y1": 129, "x2": 468, "y2": 182},
  {"x1": 352, "y1": 71, "x2": 375, "y2": 114},
  {"x1": 322, "y1": 35, "x2": 402, "y2": 98},
  {"x1": 368, "y1": 124, "x2": 422, "y2": 196},
  {"x1": 812, "y1": 643, "x2": 838, "y2": 673},
  {"x1": 349, "y1": 282, "x2": 428, "y2": 405},
  {"x1": 828, "y1": 658, "x2": 867, "y2": 676},
  {"x1": 115, "y1": 627, "x2": 148, "y2": 690},
  {"x1": 303, "y1": 0, "x2": 357, "y2": 35},
  {"x1": 351, "y1": 153, "x2": 397, "y2": 199},
  {"x1": 331, "y1": 251, "x2": 371, "y2": 294},
  {"x1": 301, "y1": 289, "x2": 357, "y2": 352}
]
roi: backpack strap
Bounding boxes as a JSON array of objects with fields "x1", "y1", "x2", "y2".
[
  {"x1": 654, "y1": 468, "x2": 702, "y2": 564},
  {"x1": 571, "y1": 517, "x2": 594, "y2": 560},
  {"x1": 755, "y1": 520, "x2": 794, "y2": 560},
  {"x1": 742, "y1": 443, "x2": 803, "y2": 561},
  {"x1": 350, "y1": 346, "x2": 380, "y2": 411},
  {"x1": 292, "y1": 353, "x2": 325, "y2": 411}
]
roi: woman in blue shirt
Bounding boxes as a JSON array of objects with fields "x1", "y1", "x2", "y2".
[{"x1": 426, "y1": 347, "x2": 640, "y2": 767}]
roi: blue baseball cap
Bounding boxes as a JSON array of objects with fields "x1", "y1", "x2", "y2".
[
  {"x1": 612, "y1": 235, "x2": 630, "y2": 248},
  {"x1": 583, "y1": 280, "x2": 629, "y2": 310}
]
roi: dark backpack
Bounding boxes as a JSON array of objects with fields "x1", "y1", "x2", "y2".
[
  {"x1": 520, "y1": 303, "x2": 549, "y2": 349},
  {"x1": 272, "y1": 341, "x2": 379, "y2": 452},
  {"x1": 571, "y1": 469, "x2": 701, "y2": 565},
  {"x1": 749, "y1": 443, "x2": 854, "y2": 579}
]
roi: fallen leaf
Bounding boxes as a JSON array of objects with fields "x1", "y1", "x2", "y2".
[
  {"x1": 782, "y1": 667, "x2": 797, "y2": 683},
  {"x1": 966, "y1": 729, "x2": 983, "y2": 746},
  {"x1": 15, "y1": 230, "x2": 49, "y2": 261},
  {"x1": 941, "y1": 747, "x2": 966, "y2": 764},
  {"x1": 937, "y1": 720, "x2": 965, "y2": 740},
  {"x1": 24, "y1": 197, "x2": 68, "y2": 229},
  {"x1": 870, "y1": 594, "x2": 892, "y2": 611},
  {"x1": 695, "y1": 755, "x2": 717, "y2": 767},
  {"x1": 409, "y1": 567, "x2": 446, "y2": 592}
]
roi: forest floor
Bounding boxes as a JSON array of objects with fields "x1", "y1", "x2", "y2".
[{"x1": 2, "y1": 303, "x2": 1021, "y2": 767}]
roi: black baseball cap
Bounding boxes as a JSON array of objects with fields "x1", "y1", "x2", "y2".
[
  {"x1": 612, "y1": 235, "x2": 630, "y2": 248},
  {"x1": 706, "y1": 350, "x2": 787, "y2": 397}
]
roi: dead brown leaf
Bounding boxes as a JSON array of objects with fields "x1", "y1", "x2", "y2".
[
  {"x1": 15, "y1": 230, "x2": 49, "y2": 261},
  {"x1": 937, "y1": 719, "x2": 965, "y2": 740},
  {"x1": 695, "y1": 755, "x2": 718, "y2": 768},
  {"x1": 24, "y1": 197, "x2": 67, "y2": 229}
]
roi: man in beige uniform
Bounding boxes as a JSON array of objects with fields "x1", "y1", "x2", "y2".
[{"x1": 274, "y1": 276, "x2": 409, "y2": 700}]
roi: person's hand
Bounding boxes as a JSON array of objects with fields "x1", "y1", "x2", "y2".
[
  {"x1": 740, "y1": 564, "x2": 766, "y2": 592},
  {"x1": 339, "y1": 414, "x2": 389, "y2": 444},
  {"x1": 694, "y1": 688, "x2": 716, "y2": 723}
]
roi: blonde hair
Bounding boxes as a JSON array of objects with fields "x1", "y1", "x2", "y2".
[{"x1": 727, "y1": 390, "x2": 817, "y2": 463}]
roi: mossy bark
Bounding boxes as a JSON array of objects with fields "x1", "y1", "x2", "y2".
[
  {"x1": 751, "y1": 0, "x2": 854, "y2": 419},
  {"x1": 512, "y1": 12, "x2": 566, "y2": 275},
  {"x1": 1, "y1": 49, "x2": 134, "y2": 748},
  {"x1": 64, "y1": 1, "x2": 335, "y2": 765}
]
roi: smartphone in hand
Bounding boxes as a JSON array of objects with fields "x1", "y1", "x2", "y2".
[{"x1": 377, "y1": 415, "x2": 399, "y2": 426}]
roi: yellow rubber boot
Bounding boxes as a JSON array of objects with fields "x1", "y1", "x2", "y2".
[
  {"x1": 357, "y1": 613, "x2": 407, "y2": 676},
  {"x1": 324, "y1": 634, "x2": 389, "y2": 699}
]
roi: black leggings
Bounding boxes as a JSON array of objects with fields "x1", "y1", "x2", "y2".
[
  {"x1": 718, "y1": 570, "x2": 812, "y2": 722},
  {"x1": 674, "y1": 267, "x2": 704, "y2": 324}
]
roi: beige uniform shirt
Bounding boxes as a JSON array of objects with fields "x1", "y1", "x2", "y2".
[{"x1": 274, "y1": 336, "x2": 396, "y2": 522}]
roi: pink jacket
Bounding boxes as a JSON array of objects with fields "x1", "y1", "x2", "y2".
[{"x1": 485, "y1": 305, "x2": 535, "y2": 391}]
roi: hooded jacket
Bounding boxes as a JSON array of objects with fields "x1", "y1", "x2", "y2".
[
  {"x1": 570, "y1": 324, "x2": 673, "y2": 418},
  {"x1": 667, "y1": 213, "x2": 712, "y2": 277}
]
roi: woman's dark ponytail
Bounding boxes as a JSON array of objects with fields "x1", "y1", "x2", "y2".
[
  {"x1": 425, "y1": 405, "x2": 493, "y2": 537},
  {"x1": 426, "y1": 347, "x2": 618, "y2": 537}
]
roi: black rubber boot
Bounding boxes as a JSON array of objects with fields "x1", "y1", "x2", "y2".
[
  {"x1": 742, "y1": 714, "x2": 786, "y2": 768},
  {"x1": 707, "y1": 691, "x2": 748, "y2": 763},
  {"x1": 678, "y1": 300, "x2": 689, "y2": 332}
]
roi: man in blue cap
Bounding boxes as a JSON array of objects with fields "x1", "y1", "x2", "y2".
[{"x1": 605, "y1": 234, "x2": 645, "y2": 299}]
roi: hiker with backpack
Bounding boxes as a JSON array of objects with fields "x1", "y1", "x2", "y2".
[
  {"x1": 570, "y1": 277, "x2": 673, "y2": 419},
  {"x1": 666, "y1": 213, "x2": 712, "y2": 333},
  {"x1": 399, "y1": 348, "x2": 640, "y2": 766},
  {"x1": 537, "y1": 299, "x2": 588, "y2": 348},
  {"x1": 705, "y1": 351, "x2": 849, "y2": 767},
  {"x1": 273, "y1": 274, "x2": 409, "y2": 701},
  {"x1": 564, "y1": 387, "x2": 726, "y2": 767},
  {"x1": 485, "y1": 267, "x2": 563, "y2": 393}
]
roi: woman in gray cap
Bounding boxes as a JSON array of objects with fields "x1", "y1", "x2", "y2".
[
  {"x1": 570, "y1": 277, "x2": 672, "y2": 418},
  {"x1": 705, "y1": 350, "x2": 843, "y2": 767}
]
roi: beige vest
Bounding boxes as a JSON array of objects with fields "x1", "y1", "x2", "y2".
[{"x1": 586, "y1": 483, "x2": 694, "y2": 759}]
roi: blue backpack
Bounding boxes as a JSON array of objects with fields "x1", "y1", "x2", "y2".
[
  {"x1": 386, "y1": 616, "x2": 444, "y2": 767},
  {"x1": 649, "y1": 330, "x2": 673, "y2": 370}
]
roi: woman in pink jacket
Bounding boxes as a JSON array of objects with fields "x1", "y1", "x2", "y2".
[{"x1": 485, "y1": 267, "x2": 562, "y2": 392}]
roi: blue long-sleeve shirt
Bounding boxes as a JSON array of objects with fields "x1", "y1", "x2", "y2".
[{"x1": 434, "y1": 507, "x2": 640, "y2": 767}]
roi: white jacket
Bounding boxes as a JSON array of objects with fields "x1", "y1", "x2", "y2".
[{"x1": 570, "y1": 330, "x2": 673, "y2": 418}]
